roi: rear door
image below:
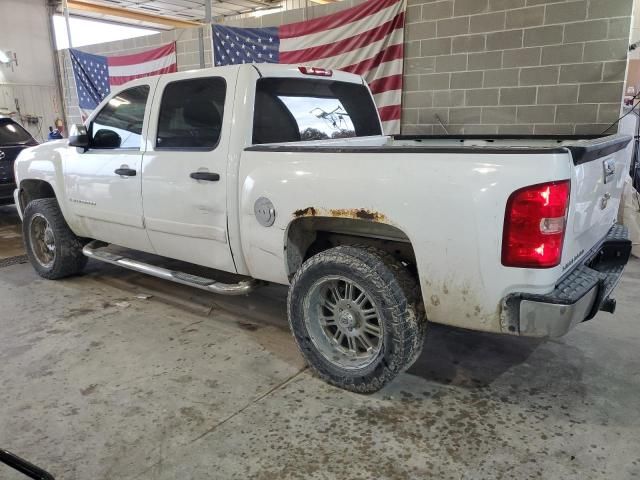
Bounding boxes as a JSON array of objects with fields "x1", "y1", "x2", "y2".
[
  {"x1": 141, "y1": 70, "x2": 236, "y2": 272},
  {"x1": 64, "y1": 81, "x2": 156, "y2": 252}
]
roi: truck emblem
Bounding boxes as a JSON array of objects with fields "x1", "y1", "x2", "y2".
[
  {"x1": 602, "y1": 158, "x2": 615, "y2": 184},
  {"x1": 0, "y1": 150, "x2": 5, "y2": 160},
  {"x1": 254, "y1": 197, "x2": 276, "y2": 227}
]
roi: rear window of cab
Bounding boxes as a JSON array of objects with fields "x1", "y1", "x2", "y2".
[{"x1": 252, "y1": 77, "x2": 381, "y2": 144}]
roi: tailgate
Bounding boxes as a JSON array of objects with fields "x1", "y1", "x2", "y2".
[{"x1": 562, "y1": 134, "x2": 632, "y2": 269}]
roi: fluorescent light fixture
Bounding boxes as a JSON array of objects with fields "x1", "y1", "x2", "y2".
[{"x1": 0, "y1": 50, "x2": 10, "y2": 64}]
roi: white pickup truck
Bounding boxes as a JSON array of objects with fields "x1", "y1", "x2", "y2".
[{"x1": 13, "y1": 64, "x2": 633, "y2": 392}]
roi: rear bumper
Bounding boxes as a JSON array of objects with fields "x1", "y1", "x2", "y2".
[{"x1": 500, "y1": 224, "x2": 631, "y2": 338}]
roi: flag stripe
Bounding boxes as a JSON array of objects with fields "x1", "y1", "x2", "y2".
[
  {"x1": 381, "y1": 118, "x2": 400, "y2": 133},
  {"x1": 108, "y1": 53, "x2": 177, "y2": 78},
  {"x1": 288, "y1": 29, "x2": 402, "y2": 76},
  {"x1": 279, "y1": 1, "x2": 403, "y2": 52},
  {"x1": 340, "y1": 43, "x2": 403, "y2": 76},
  {"x1": 373, "y1": 89, "x2": 402, "y2": 109},
  {"x1": 107, "y1": 43, "x2": 177, "y2": 67},
  {"x1": 279, "y1": 12, "x2": 404, "y2": 64},
  {"x1": 378, "y1": 104, "x2": 401, "y2": 122},
  {"x1": 368, "y1": 74, "x2": 403, "y2": 95},
  {"x1": 280, "y1": 0, "x2": 400, "y2": 39},
  {"x1": 363, "y1": 59, "x2": 405, "y2": 85},
  {"x1": 109, "y1": 64, "x2": 177, "y2": 86}
]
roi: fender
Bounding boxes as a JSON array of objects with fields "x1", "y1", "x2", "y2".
[{"x1": 14, "y1": 140, "x2": 85, "y2": 236}]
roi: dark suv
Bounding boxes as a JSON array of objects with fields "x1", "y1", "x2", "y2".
[{"x1": 0, "y1": 117, "x2": 38, "y2": 206}]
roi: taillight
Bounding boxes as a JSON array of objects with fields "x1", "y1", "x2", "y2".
[
  {"x1": 298, "y1": 66, "x2": 332, "y2": 77},
  {"x1": 502, "y1": 180, "x2": 570, "y2": 268}
]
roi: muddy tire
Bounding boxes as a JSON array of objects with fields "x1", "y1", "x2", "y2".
[
  {"x1": 23, "y1": 198, "x2": 87, "y2": 279},
  {"x1": 287, "y1": 245, "x2": 426, "y2": 393}
]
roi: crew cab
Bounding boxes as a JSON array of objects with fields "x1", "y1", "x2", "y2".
[{"x1": 13, "y1": 64, "x2": 633, "y2": 392}]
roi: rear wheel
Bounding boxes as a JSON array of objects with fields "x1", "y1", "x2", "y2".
[
  {"x1": 287, "y1": 245, "x2": 425, "y2": 393},
  {"x1": 23, "y1": 198, "x2": 87, "y2": 279}
]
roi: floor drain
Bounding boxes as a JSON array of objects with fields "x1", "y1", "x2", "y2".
[{"x1": 0, "y1": 255, "x2": 28, "y2": 268}]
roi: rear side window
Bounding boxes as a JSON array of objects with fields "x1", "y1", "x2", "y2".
[
  {"x1": 252, "y1": 78, "x2": 381, "y2": 144},
  {"x1": 156, "y1": 77, "x2": 226, "y2": 150},
  {"x1": 91, "y1": 85, "x2": 149, "y2": 149},
  {"x1": 0, "y1": 119, "x2": 33, "y2": 144}
]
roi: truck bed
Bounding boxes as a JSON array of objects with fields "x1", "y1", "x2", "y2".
[
  {"x1": 242, "y1": 132, "x2": 632, "y2": 335},
  {"x1": 247, "y1": 133, "x2": 630, "y2": 166}
]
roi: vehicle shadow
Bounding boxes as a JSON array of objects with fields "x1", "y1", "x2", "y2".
[
  {"x1": 80, "y1": 248, "x2": 545, "y2": 391},
  {"x1": 408, "y1": 322, "x2": 543, "y2": 389}
]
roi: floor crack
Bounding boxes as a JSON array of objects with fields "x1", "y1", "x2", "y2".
[
  {"x1": 128, "y1": 366, "x2": 308, "y2": 480},
  {"x1": 187, "y1": 367, "x2": 307, "y2": 445}
]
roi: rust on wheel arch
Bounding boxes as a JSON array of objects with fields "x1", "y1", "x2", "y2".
[
  {"x1": 292, "y1": 207, "x2": 387, "y2": 223},
  {"x1": 293, "y1": 207, "x2": 317, "y2": 217}
]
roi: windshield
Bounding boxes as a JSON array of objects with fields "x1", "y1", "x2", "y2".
[
  {"x1": 0, "y1": 119, "x2": 33, "y2": 144},
  {"x1": 253, "y1": 77, "x2": 381, "y2": 144}
]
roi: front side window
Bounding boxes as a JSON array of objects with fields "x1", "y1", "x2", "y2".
[
  {"x1": 156, "y1": 77, "x2": 226, "y2": 150},
  {"x1": 91, "y1": 85, "x2": 149, "y2": 149},
  {"x1": 252, "y1": 78, "x2": 381, "y2": 144}
]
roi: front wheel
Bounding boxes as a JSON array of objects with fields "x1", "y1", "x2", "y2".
[
  {"x1": 23, "y1": 198, "x2": 87, "y2": 279},
  {"x1": 287, "y1": 246, "x2": 426, "y2": 393}
]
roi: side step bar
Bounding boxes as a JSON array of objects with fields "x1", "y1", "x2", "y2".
[{"x1": 82, "y1": 241, "x2": 258, "y2": 296}]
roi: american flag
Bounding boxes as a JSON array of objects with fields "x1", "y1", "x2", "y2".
[
  {"x1": 213, "y1": 0, "x2": 405, "y2": 134},
  {"x1": 70, "y1": 43, "x2": 177, "y2": 110}
]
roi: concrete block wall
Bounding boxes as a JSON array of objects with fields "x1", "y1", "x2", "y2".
[
  {"x1": 403, "y1": 0, "x2": 633, "y2": 135},
  {"x1": 60, "y1": 0, "x2": 632, "y2": 135}
]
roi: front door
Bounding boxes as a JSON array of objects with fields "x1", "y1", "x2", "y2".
[
  {"x1": 141, "y1": 71, "x2": 236, "y2": 272},
  {"x1": 64, "y1": 81, "x2": 157, "y2": 252}
]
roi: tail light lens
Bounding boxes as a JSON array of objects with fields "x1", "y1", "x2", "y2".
[{"x1": 502, "y1": 180, "x2": 571, "y2": 268}]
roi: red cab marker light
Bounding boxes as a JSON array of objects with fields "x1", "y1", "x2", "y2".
[
  {"x1": 502, "y1": 180, "x2": 571, "y2": 269},
  {"x1": 298, "y1": 66, "x2": 333, "y2": 77}
]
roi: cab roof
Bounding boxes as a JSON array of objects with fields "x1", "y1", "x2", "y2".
[{"x1": 155, "y1": 63, "x2": 365, "y2": 86}]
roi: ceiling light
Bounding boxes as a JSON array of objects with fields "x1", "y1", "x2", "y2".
[{"x1": 0, "y1": 50, "x2": 10, "y2": 64}]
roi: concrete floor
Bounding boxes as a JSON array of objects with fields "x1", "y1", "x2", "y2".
[{"x1": 1, "y1": 203, "x2": 639, "y2": 480}]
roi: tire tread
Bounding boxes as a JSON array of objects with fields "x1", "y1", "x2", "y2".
[
  {"x1": 287, "y1": 245, "x2": 426, "y2": 393},
  {"x1": 23, "y1": 198, "x2": 87, "y2": 279}
]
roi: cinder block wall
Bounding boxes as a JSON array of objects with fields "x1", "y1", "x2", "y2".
[
  {"x1": 403, "y1": 0, "x2": 633, "y2": 135},
  {"x1": 61, "y1": 0, "x2": 632, "y2": 135}
]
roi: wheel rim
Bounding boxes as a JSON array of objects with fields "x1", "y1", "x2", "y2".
[
  {"x1": 303, "y1": 275, "x2": 384, "y2": 370},
  {"x1": 29, "y1": 213, "x2": 56, "y2": 268}
]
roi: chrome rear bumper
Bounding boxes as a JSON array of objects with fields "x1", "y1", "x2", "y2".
[{"x1": 500, "y1": 224, "x2": 631, "y2": 338}]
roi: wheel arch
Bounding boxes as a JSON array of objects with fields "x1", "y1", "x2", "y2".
[
  {"x1": 18, "y1": 179, "x2": 57, "y2": 212},
  {"x1": 284, "y1": 215, "x2": 419, "y2": 283}
]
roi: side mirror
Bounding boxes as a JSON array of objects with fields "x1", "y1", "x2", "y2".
[
  {"x1": 93, "y1": 129, "x2": 121, "y2": 149},
  {"x1": 68, "y1": 124, "x2": 89, "y2": 149}
]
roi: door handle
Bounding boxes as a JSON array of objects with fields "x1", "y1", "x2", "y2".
[
  {"x1": 115, "y1": 168, "x2": 136, "y2": 177},
  {"x1": 190, "y1": 172, "x2": 220, "y2": 182}
]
